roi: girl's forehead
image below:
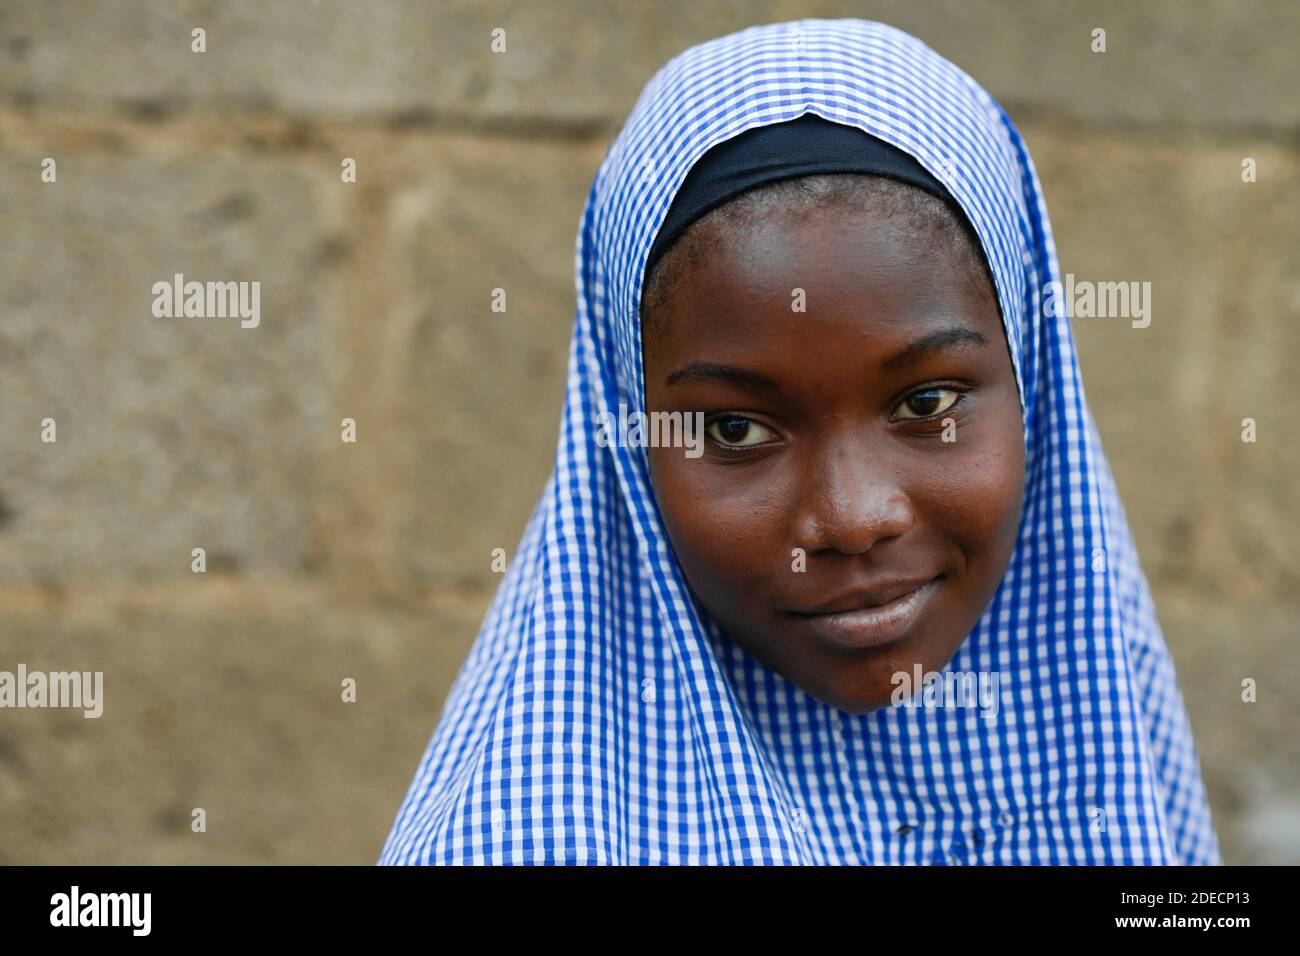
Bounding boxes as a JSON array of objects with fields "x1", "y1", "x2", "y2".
[
  {"x1": 627, "y1": 161, "x2": 1024, "y2": 424},
  {"x1": 629, "y1": 173, "x2": 1023, "y2": 413},
  {"x1": 645, "y1": 201, "x2": 1004, "y2": 366},
  {"x1": 656, "y1": 193, "x2": 990, "y2": 303}
]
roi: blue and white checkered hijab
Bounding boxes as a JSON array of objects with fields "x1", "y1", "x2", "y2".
[{"x1": 381, "y1": 18, "x2": 1221, "y2": 865}]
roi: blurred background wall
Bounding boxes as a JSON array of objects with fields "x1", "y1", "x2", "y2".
[{"x1": 0, "y1": 0, "x2": 1296, "y2": 864}]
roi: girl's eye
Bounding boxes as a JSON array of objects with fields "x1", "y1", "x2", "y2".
[
  {"x1": 707, "y1": 416, "x2": 776, "y2": 448},
  {"x1": 895, "y1": 388, "x2": 961, "y2": 420}
]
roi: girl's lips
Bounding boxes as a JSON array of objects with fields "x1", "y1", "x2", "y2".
[{"x1": 786, "y1": 577, "x2": 940, "y2": 650}]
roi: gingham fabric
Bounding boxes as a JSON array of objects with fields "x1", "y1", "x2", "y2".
[{"x1": 380, "y1": 18, "x2": 1221, "y2": 865}]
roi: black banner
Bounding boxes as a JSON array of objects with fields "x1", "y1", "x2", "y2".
[{"x1": 0, "y1": 865, "x2": 1282, "y2": 942}]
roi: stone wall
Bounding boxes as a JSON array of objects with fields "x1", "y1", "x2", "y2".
[{"x1": 1, "y1": 0, "x2": 1296, "y2": 863}]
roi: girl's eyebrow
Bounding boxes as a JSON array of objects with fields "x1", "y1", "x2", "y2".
[
  {"x1": 664, "y1": 361, "x2": 781, "y2": 391},
  {"x1": 664, "y1": 327, "x2": 988, "y2": 388},
  {"x1": 882, "y1": 326, "x2": 988, "y2": 372}
]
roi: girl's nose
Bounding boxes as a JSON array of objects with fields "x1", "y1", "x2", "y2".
[{"x1": 791, "y1": 440, "x2": 915, "y2": 556}]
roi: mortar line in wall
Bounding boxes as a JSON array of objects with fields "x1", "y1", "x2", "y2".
[{"x1": 2, "y1": 104, "x2": 1296, "y2": 155}]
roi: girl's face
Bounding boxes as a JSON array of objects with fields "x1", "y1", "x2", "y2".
[{"x1": 642, "y1": 194, "x2": 1025, "y2": 714}]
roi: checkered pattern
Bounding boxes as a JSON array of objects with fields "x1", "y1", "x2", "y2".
[{"x1": 379, "y1": 18, "x2": 1221, "y2": 865}]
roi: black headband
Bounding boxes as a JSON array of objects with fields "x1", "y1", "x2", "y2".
[{"x1": 644, "y1": 112, "x2": 964, "y2": 277}]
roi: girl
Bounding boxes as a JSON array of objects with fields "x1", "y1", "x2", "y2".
[{"x1": 381, "y1": 18, "x2": 1220, "y2": 865}]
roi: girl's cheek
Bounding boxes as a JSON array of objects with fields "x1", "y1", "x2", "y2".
[
  {"x1": 652, "y1": 456, "x2": 788, "y2": 603},
  {"x1": 917, "y1": 428, "x2": 1025, "y2": 559}
]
